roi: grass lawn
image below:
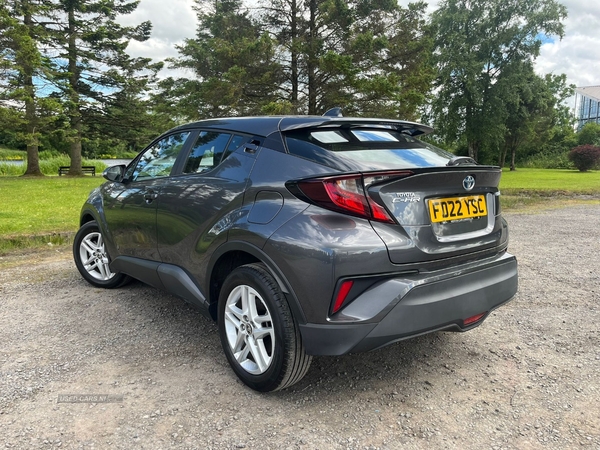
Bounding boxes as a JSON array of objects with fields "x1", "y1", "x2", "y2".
[
  {"x1": 0, "y1": 176, "x2": 104, "y2": 251},
  {"x1": 499, "y1": 168, "x2": 600, "y2": 211},
  {"x1": 499, "y1": 168, "x2": 600, "y2": 193}
]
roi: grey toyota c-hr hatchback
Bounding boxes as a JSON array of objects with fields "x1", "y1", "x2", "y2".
[{"x1": 74, "y1": 114, "x2": 518, "y2": 392}]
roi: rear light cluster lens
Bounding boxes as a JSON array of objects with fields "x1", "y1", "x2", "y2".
[
  {"x1": 295, "y1": 171, "x2": 412, "y2": 223},
  {"x1": 323, "y1": 177, "x2": 371, "y2": 218}
]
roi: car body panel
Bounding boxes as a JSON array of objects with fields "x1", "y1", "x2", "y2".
[
  {"x1": 298, "y1": 252, "x2": 518, "y2": 355},
  {"x1": 155, "y1": 149, "x2": 258, "y2": 286}
]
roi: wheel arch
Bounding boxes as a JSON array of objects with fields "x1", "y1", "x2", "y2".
[
  {"x1": 207, "y1": 241, "x2": 306, "y2": 324},
  {"x1": 79, "y1": 210, "x2": 97, "y2": 226}
]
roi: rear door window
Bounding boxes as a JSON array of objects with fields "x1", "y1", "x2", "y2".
[
  {"x1": 221, "y1": 134, "x2": 251, "y2": 162},
  {"x1": 183, "y1": 131, "x2": 232, "y2": 174}
]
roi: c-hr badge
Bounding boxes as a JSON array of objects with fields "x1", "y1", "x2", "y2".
[{"x1": 392, "y1": 192, "x2": 421, "y2": 203}]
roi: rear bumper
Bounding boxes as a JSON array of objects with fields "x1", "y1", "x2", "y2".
[{"x1": 299, "y1": 252, "x2": 518, "y2": 355}]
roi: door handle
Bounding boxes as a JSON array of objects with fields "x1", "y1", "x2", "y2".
[
  {"x1": 243, "y1": 140, "x2": 261, "y2": 154},
  {"x1": 144, "y1": 190, "x2": 158, "y2": 203},
  {"x1": 243, "y1": 143, "x2": 258, "y2": 154}
]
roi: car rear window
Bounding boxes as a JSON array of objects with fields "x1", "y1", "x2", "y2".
[{"x1": 285, "y1": 127, "x2": 453, "y2": 171}]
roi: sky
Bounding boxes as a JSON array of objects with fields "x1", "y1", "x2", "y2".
[{"x1": 120, "y1": 0, "x2": 600, "y2": 91}]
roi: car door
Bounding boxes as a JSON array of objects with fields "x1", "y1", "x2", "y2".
[
  {"x1": 102, "y1": 131, "x2": 192, "y2": 261},
  {"x1": 156, "y1": 132, "x2": 257, "y2": 281}
]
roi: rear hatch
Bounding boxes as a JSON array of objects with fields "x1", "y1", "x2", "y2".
[
  {"x1": 366, "y1": 167, "x2": 504, "y2": 264},
  {"x1": 283, "y1": 120, "x2": 507, "y2": 266}
]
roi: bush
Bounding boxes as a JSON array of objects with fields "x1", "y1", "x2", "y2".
[
  {"x1": 568, "y1": 145, "x2": 600, "y2": 172},
  {"x1": 577, "y1": 122, "x2": 600, "y2": 146},
  {"x1": 39, "y1": 156, "x2": 107, "y2": 175},
  {"x1": 38, "y1": 149, "x2": 65, "y2": 160},
  {"x1": 521, "y1": 149, "x2": 573, "y2": 169},
  {"x1": 0, "y1": 162, "x2": 25, "y2": 176},
  {"x1": 0, "y1": 148, "x2": 26, "y2": 161}
]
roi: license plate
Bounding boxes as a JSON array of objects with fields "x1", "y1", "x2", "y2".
[{"x1": 428, "y1": 195, "x2": 487, "y2": 223}]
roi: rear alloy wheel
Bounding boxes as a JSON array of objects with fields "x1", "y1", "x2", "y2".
[
  {"x1": 218, "y1": 263, "x2": 312, "y2": 392},
  {"x1": 73, "y1": 221, "x2": 129, "y2": 288}
]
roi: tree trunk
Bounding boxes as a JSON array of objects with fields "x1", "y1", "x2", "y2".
[
  {"x1": 22, "y1": 4, "x2": 43, "y2": 177},
  {"x1": 510, "y1": 145, "x2": 517, "y2": 171},
  {"x1": 498, "y1": 143, "x2": 508, "y2": 168},
  {"x1": 67, "y1": 5, "x2": 83, "y2": 176},
  {"x1": 467, "y1": 140, "x2": 479, "y2": 162},
  {"x1": 307, "y1": 0, "x2": 318, "y2": 115},
  {"x1": 290, "y1": 0, "x2": 298, "y2": 113}
]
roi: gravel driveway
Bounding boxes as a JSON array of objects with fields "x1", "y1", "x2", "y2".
[{"x1": 1, "y1": 204, "x2": 599, "y2": 449}]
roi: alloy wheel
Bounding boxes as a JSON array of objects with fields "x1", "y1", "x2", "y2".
[
  {"x1": 79, "y1": 231, "x2": 116, "y2": 281},
  {"x1": 223, "y1": 284, "x2": 275, "y2": 375}
]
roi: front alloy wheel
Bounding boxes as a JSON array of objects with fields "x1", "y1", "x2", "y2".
[
  {"x1": 73, "y1": 221, "x2": 129, "y2": 288},
  {"x1": 218, "y1": 263, "x2": 312, "y2": 392}
]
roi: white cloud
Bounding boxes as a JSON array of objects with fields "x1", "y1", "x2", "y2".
[
  {"x1": 119, "y1": 0, "x2": 197, "y2": 63},
  {"x1": 536, "y1": 0, "x2": 600, "y2": 88}
]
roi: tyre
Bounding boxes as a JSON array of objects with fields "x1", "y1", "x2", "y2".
[
  {"x1": 73, "y1": 220, "x2": 130, "y2": 289},
  {"x1": 218, "y1": 263, "x2": 312, "y2": 392}
]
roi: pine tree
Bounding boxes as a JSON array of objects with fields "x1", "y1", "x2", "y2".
[
  {"x1": 163, "y1": 0, "x2": 283, "y2": 120},
  {"x1": 46, "y1": 0, "x2": 152, "y2": 174},
  {"x1": 0, "y1": 0, "x2": 57, "y2": 176},
  {"x1": 262, "y1": 0, "x2": 433, "y2": 117}
]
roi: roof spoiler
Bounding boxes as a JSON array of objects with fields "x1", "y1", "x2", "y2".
[{"x1": 280, "y1": 117, "x2": 434, "y2": 137}]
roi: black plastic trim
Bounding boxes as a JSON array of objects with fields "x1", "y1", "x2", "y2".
[
  {"x1": 110, "y1": 256, "x2": 210, "y2": 318},
  {"x1": 207, "y1": 241, "x2": 307, "y2": 324},
  {"x1": 110, "y1": 256, "x2": 165, "y2": 290}
]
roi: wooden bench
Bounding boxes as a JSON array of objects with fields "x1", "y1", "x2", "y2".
[{"x1": 58, "y1": 166, "x2": 96, "y2": 176}]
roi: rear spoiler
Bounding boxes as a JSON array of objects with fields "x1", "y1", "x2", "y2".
[{"x1": 278, "y1": 117, "x2": 433, "y2": 137}]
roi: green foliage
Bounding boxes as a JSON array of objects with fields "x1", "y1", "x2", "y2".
[
  {"x1": 0, "y1": 157, "x2": 107, "y2": 176},
  {"x1": 430, "y1": 0, "x2": 568, "y2": 163},
  {"x1": 0, "y1": 163, "x2": 24, "y2": 176},
  {"x1": 0, "y1": 0, "x2": 581, "y2": 172},
  {"x1": 577, "y1": 122, "x2": 600, "y2": 146},
  {"x1": 568, "y1": 145, "x2": 600, "y2": 172},
  {"x1": 38, "y1": 149, "x2": 64, "y2": 160},
  {"x1": 0, "y1": 0, "x2": 62, "y2": 176},
  {"x1": 499, "y1": 69, "x2": 575, "y2": 169},
  {"x1": 161, "y1": 0, "x2": 282, "y2": 119},
  {"x1": 0, "y1": 148, "x2": 26, "y2": 160},
  {"x1": 520, "y1": 149, "x2": 573, "y2": 170},
  {"x1": 29, "y1": 0, "x2": 156, "y2": 174},
  {"x1": 159, "y1": 0, "x2": 433, "y2": 120}
]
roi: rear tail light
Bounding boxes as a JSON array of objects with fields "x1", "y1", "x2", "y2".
[{"x1": 291, "y1": 171, "x2": 412, "y2": 223}]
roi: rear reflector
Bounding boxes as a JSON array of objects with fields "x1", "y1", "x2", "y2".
[
  {"x1": 463, "y1": 312, "x2": 486, "y2": 326},
  {"x1": 332, "y1": 280, "x2": 354, "y2": 314}
]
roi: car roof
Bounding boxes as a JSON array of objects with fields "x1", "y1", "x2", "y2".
[{"x1": 169, "y1": 116, "x2": 433, "y2": 137}]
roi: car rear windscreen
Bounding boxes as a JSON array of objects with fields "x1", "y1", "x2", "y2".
[{"x1": 284, "y1": 127, "x2": 453, "y2": 171}]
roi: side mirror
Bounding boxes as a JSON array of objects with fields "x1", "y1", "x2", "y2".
[{"x1": 102, "y1": 164, "x2": 126, "y2": 182}]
